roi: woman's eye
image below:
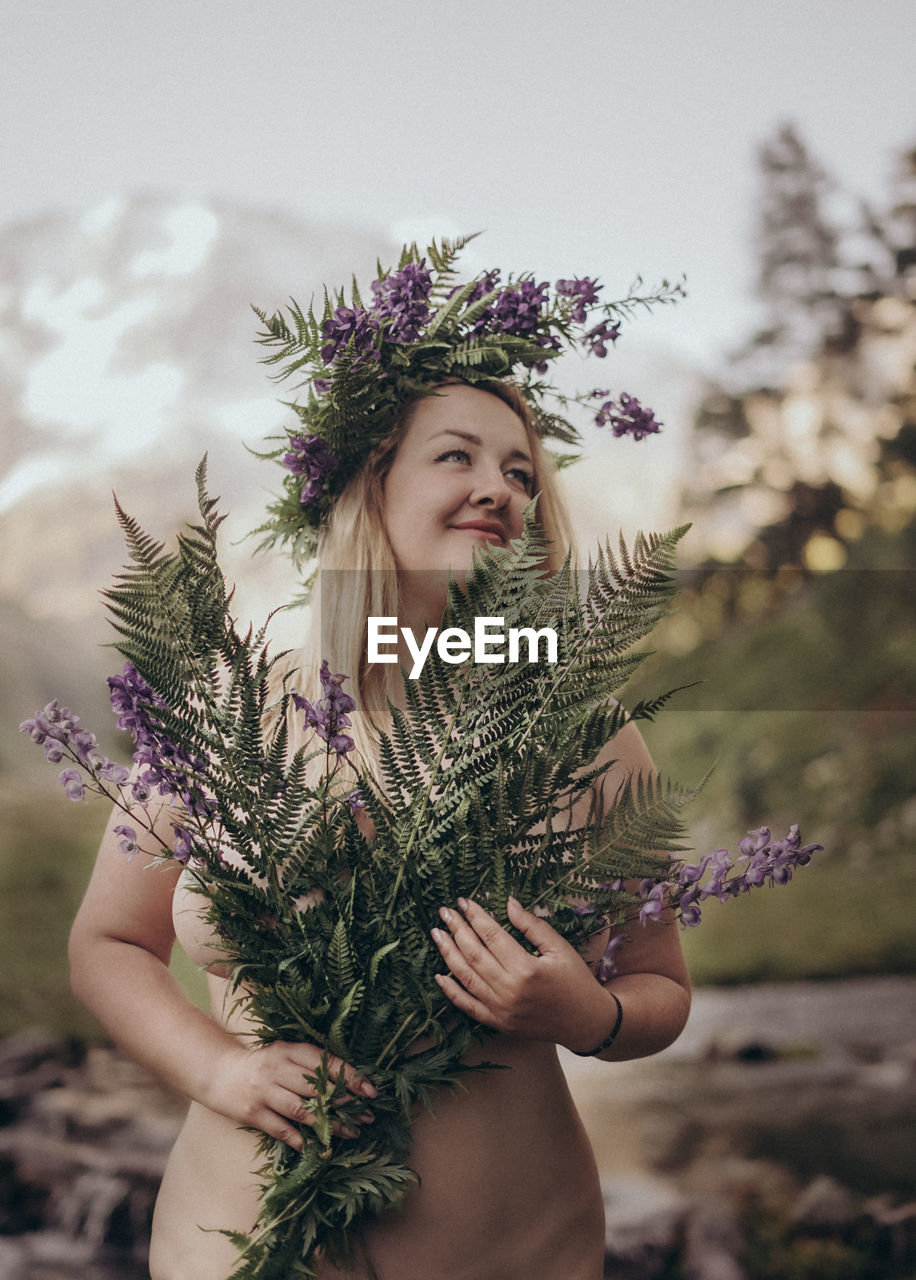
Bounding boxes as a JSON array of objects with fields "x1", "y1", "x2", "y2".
[{"x1": 434, "y1": 450, "x2": 532, "y2": 492}]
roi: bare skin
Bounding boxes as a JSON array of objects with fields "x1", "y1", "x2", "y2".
[{"x1": 69, "y1": 386, "x2": 692, "y2": 1278}]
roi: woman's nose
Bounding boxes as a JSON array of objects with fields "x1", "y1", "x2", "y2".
[{"x1": 470, "y1": 467, "x2": 512, "y2": 508}]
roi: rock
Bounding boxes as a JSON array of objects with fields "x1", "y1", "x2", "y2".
[
  {"x1": 792, "y1": 1174, "x2": 858, "y2": 1232},
  {"x1": 0, "y1": 1235, "x2": 29, "y2": 1278},
  {"x1": 846, "y1": 1038, "x2": 886, "y2": 1064},
  {"x1": 0, "y1": 1028, "x2": 71, "y2": 1078},
  {"x1": 681, "y1": 1199, "x2": 747, "y2": 1280},
  {"x1": 28, "y1": 1084, "x2": 181, "y2": 1149},
  {"x1": 603, "y1": 1176, "x2": 689, "y2": 1278},
  {"x1": 0, "y1": 1148, "x2": 49, "y2": 1233},
  {"x1": 0, "y1": 1032, "x2": 185, "y2": 1276},
  {"x1": 704, "y1": 1029, "x2": 780, "y2": 1063},
  {"x1": 864, "y1": 1194, "x2": 916, "y2": 1267},
  {"x1": 1, "y1": 1229, "x2": 151, "y2": 1279},
  {"x1": 0, "y1": 1059, "x2": 69, "y2": 1127},
  {"x1": 0, "y1": 1029, "x2": 76, "y2": 1125}
]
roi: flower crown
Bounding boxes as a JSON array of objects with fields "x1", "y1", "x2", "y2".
[{"x1": 250, "y1": 235, "x2": 683, "y2": 579}]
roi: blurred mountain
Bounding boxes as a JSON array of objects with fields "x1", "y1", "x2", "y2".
[{"x1": 0, "y1": 197, "x2": 400, "y2": 744}]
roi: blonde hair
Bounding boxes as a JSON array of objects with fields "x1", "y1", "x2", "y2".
[{"x1": 294, "y1": 382, "x2": 574, "y2": 763}]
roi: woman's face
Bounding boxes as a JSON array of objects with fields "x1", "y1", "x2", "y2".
[{"x1": 382, "y1": 385, "x2": 535, "y2": 590}]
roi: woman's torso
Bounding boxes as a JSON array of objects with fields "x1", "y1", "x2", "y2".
[{"x1": 150, "y1": 876, "x2": 606, "y2": 1280}]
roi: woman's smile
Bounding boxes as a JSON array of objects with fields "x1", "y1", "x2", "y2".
[{"x1": 449, "y1": 518, "x2": 508, "y2": 545}]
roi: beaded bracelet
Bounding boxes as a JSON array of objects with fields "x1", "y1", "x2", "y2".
[{"x1": 570, "y1": 991, "x2": 624, "y2": 1057}]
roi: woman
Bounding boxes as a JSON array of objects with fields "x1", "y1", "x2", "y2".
[{"x1": 69, "y1": 251, "x2": 691, "y2": 1279}]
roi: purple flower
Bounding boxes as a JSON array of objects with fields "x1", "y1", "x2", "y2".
[
  {"x1": 592, "y1": 391, "x2": 662, "y2": 440},
  {"x1": 19, "y1": 718, "x2": 47, "y2": 744},
  {"x1": 451, "y1": 269, "x2": 501, "y2": 308},
  {"x1": 638, "y1": 880, "x2": 670, "y2": 925},
  {"x1": 678, "y1": 854, "x2": 712, "y2": 889},
  {"x1": 489, "y1": 279, "x2": 550, "y2": 337},
  {"x1": 131, "y1": 777, "x2": 152, "y2": 805},
  {"x1": 346, "y1": 788, "x2": 366, "y2": 813},
  {"x1": 108, "y1": 662, "x2": 213, "y2": 819},
  {"x1": 583, "y1": 319, "x2": 620, "y2": 357},
  {"x1": 742, "y1": 852, "x2": 770, "y2": 888},
  {"x1": 677, "y1": 888, "x2": 703, "y2": 928},
  {"x1": 24, "y1": 674, "x2": 211, "y2": 822},
  {"x1": 282, "y1": 433, "x2": 340, "y2": 506},
  {"x1": 23, "y1": 699, "x2": 135, "y2": 794},
  {"x1": 293, "y1": 660, "x2": 357, "y2": 758},
  {"x1": 556, "y1": 277, "x2": 602, "y2": 324},
  {"x1": 172, "y1": 826, "x2": 193, "y2": 864},
  {"x1": 738, "y1": 827, "x2": 770, "y2": 858},
  {"x1": 700, "y1": 848, "x2": 737, "y2": 902},
  {"x1": 98, "y1": 761, "x2": 130, "y2": 785},
  {"x1": 454, "y1": 270, "x2": 502, "y2": 333},
  {"x1": 320, "y1": 305, "x2": 379, "y2": 365},
  {"x1": 113, "y1": 824, "x2": 139, "y2": 860},
  {"x1": 21, "y1": 700, "x2": 81, "y2": 745},
  {"x1": 595, "y1": 932, "x2": 629, "y2": 982},
  {"x1": 371, "y1": 259, "x2": 433, "y2": 344},
  {"x1": 71, "y1": 729, "x2": 100, "y2": 762},
  {"x1": 673, "y1": 826, "x2": 821, "y2": 914},
  {"x1": 108, "y1": 662, "x2": 165, "y2": 726},
  {"x1": 466, "y1": 277, "x2": 550, "y2": 340},
  {"x1": 58, "y1": 768, "x2": 85, "y2": 802}
]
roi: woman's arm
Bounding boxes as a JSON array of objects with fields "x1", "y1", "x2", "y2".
[
  {"x1": 431, "y1": 721, "x2": 691, "y2": 1060},
  {"x1": 574, "y1": 718, "x2": 691, "y2": 1059},
  {"x1": 69, "y1": 801, "x2": 376, "y2": 1148}
]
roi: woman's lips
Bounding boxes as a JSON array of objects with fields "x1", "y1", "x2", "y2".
[{"x1": 450, "y1": 521, "x2": 506, "y2": 545}]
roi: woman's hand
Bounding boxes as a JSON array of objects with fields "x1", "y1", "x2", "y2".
[
  {"x1": 204, "y1": 1039, "x2": 378, "y2": 1151},
  {"x1": 431, "y1": 896, "x2": 620, "y2": 1054}
]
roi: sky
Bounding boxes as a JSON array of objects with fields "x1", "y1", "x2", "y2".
[{"x1": 4, "y1": 0, "x2": 915, "y2": 368}]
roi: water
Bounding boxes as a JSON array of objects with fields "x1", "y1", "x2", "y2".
[{"x1": 563, "y1": 975, "x2": 916, "y2": 1196}]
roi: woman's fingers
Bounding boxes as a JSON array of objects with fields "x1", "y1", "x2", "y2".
[
  {"x1": 254, "y1": 1105, "x2": 357, "y2": 1151},
  {"x1": 433, "y1": 970, "x2": 498, "y2": 1028},
  {"x1": 234, "y1": 1043, "x2": 378, "y2": 1148},
  {"x1": 431, "y1": 924, "x2": 497, "y2": 1001},
  {"x1": 275, "y1": 1085, "x2": 373, "y2": 1139},
  {"x1": 261, "y1": 1110, "x2": 306, "y2": 1150},
  {"x1": 432, "y1": 902, "x2": 514, "y2": 985},
  {"x1": 456, "y1": 897, "x2": 529, "y2": 965},
  {"x1": 276, "y1": 1041, "x2": 377, "y2": 1099}
]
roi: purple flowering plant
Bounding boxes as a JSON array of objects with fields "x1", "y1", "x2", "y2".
[
  {"x1": 250, "y1": 236, "x2": 685, "y2": 582},
  {"x1": 20, "y1": 464, "x2": 820, "y2": 1277},
  {"x1": 291, "y1": 659, "x2": 357, "y2": 757}
]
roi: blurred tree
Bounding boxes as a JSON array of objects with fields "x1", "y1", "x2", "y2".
[
  {"x1": 623, "y1": 130, "x2": 916, "y2": 981},
  {"x1": 683, "y1": 123, "x2": 916, "y2": 575},
  {"x1": 753, "y1": 122, "x2": 846, "y2": 360},
  {"x1": 860, "y1": 144, "x2": 916, "y2": 289}
]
